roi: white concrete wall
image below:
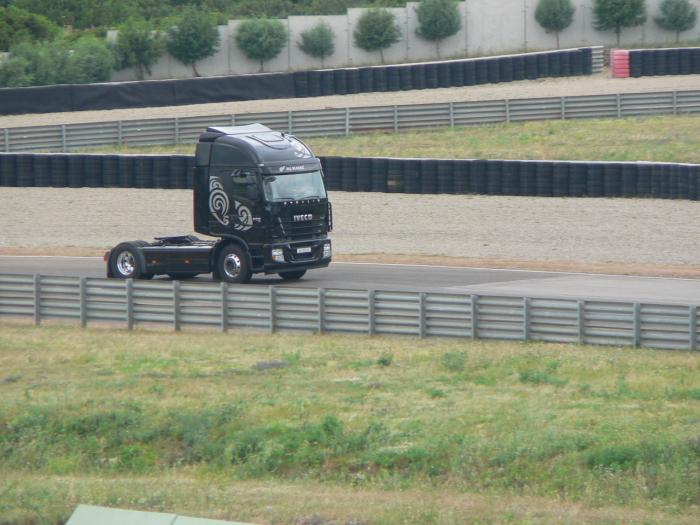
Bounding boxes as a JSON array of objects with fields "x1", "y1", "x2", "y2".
[{"x1": 110, "y1": 0, "x2": 700, "y2": 81}]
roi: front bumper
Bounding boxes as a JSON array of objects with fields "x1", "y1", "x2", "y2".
[{"x1": 261, "y1": 239, "x2": 331, "y2": 273}]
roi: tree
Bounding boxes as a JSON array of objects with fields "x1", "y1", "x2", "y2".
[
  {"x1": 65, "y1": 35, "x2": 115, "y2": 83},
  {"x1": 534, "y1": 0, "x2": 575, "y2": 48},
  {"x1": 655, "y1": 0, "x2": 697, "y2": 42},
  {"x1": 298, "y1": 21, "x2": 335, "y2": 68},
  {"x1": 415, "y1": 0, "x2": 461, "y2": 58},
  {"x1": 114, "y1": 18, "x2": 164, "y2": 79},
  {"x1": 0, "y1": 5, "x2": 60, "y2": 52},
  {"x1": 353, "y1": 8, "x2": 401, "y2": 64},
  {"x1": 593, "y1": 0, "x2": 647, "y2": 46},
  {"x1": 166, "y1": 6, "x2": 220, "y2": 77},
  {"x1": 235, "y1": 18, "x2": 288, "y2": 72}
]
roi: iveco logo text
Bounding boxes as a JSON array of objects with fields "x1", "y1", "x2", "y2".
[
  {"x1": 293, "y1": 214, "x2": 313, "y2": 222},
  {"x1": 278, "y1": 165, "x2": 306, "y2": 173}
]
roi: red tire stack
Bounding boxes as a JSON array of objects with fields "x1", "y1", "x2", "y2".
[{"x1": 611, "y1": 49, "x2": 630, "y2": 78}]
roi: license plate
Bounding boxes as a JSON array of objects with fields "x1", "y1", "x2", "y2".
[{"x1": 296, "y1": 247, "x2": 312, "y2": 254}]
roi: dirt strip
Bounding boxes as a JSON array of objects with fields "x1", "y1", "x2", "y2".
[
  {"x1": 2, "y1": 71, "x2": 700, "y2": 129},
  {"x1": 1, "y1": 188, "x2": 698, "y2": 279}
]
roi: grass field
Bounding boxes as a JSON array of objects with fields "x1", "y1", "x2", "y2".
[
  {"x1": 1, "y1": 323, "x2": 700, "y2": 524},
  {"x1": 82, "y1": 115, "x2": 700, "y2": 164}
]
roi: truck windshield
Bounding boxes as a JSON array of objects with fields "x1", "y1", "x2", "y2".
[{"x1": 262, "y1": 170, "x2": 327, "y2": 202}]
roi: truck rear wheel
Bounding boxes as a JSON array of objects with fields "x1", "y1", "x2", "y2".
[
  {"x1": 216, "y1": 244, "x2": 252, "y2": 284},
  {"x1": 109, "y1": 243, "x2": 152, "y2": 280},
  {"x1": 279, "y1": 270, "x2": 306, "y2": 281}
]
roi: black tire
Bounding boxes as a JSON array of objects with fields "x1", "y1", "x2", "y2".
[
  {"x1": 216, "y1": 244, "x2": 252, "y2": 284},
  {"x1": 279, "y1": 270, "x2": 306, "y2": 281},
  {"x1": 109, "y1": 243, "x2": 149, "y2": 279},
  {"x1": 168, "y1": 273, "x2": 198, "y2": 280}
]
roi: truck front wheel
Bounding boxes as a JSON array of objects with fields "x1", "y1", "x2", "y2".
[{"x1": 216, "y1": 244, "x2": 252, "y2": 284}]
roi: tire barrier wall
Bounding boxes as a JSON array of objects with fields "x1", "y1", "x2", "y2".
[
  {"x1": 1, "y1": 153, "x2": 698, "y2": 201},
  {"x1": 628, "y1": 47, "x2": 700, "y2": 77},
  {"x1": 0, "y1": 47, "x2": 597, "y2": 116}
]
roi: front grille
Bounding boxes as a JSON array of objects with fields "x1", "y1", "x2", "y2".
[{"x1": 277, "y1": 218, "x2": 326, "y2": 241}]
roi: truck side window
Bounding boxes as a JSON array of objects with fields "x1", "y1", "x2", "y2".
[
  {"x1": 211, "y1": 144, "x2": 240, "y2": 165},
  {"x1": 231, "y1": 171, "x2": 259, "y2": 201}
]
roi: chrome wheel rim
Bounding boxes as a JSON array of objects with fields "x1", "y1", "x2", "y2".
[
  {"x1": 116, "y1": 251, "x2": 135, "y2": 276},
  {"x1": 223, "y1": 253, "x2": 242, "y2": 279}
]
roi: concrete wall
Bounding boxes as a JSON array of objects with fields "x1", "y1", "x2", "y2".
[{"x1": 110, "y1": 0, "x2": 700, "y2": 81}]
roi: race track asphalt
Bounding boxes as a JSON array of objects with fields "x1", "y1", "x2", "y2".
[{"x1": 1, "y1": 256, "x2": 699, "y2": 305}]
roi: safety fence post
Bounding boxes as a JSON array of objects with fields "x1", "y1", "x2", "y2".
[
  {"x1": 126, "y1": 279, "x2": 134, "y2": 330},
  {"x1": 672, "y1": 91, "x2": 678, "y2": 116},
  {"x1": 560, "y1": 97, "x2": 566, "y2": 120},
  {"x1": 231, "y1": 114, "x2": 236, "y2": 126},
  {"x1": 419, "y1": 292, "x2": 426, "y2": 338},
  {"x1": 632, "y1": 303, "x2": 641, "y2": 347},
  {"x1": 288, "y1": 111, "x2": 293, "y2": 134},
  {"x1": 368, "y1": 289, "x2": 375, "y2": 335},
  {"x1": 577, "y1": 300, "x2": 585, "y2": 344},
  {"x1": 318, "y1": 288, "x2": 325, "y2": 334},
  {"x1": 345, "y1": 107, "x2": 351, "y2": 136},
  {"x1": 174, "y1": 117, "x2": 180, "y2": 145},
  {"x1": 523, "y1": 297, "x2": 530, "y2": 341},
  {"x1": 117, "y1": 121, "x2": 123, "y2": 145},
  {"x1": 690, "y1": 305, "x2": 697, "y2": 351},
  {"x1": 33, "y1": 274, "x2": 40, "y2": 326},
  {"x1": 471, "y1": 295, "x2": 479, "y2": 339},
  {"x1": 616, "y1": 94, "x2": 622, "y2": 118},
  {"x1": 269, "y1": 287, "x2": 276, "y2": 334},
  {"x1": 449, "y1": 102, "x2": 455, "y2": 128},
  {"x1": 3, "y1": 128, "x2": 9, "y2": 152},
  {"x1": 173, "y1": 281, "x2": 181, "y2": 331},
  {"x1": 61, "y1": 125, "x2": 67, "y2": 152},
  {"x1": 221, "y1": 282, "x2": 228, "y2": 332},
  {"x1": 505, "y1": 99, "x2": 510, "y2": 124},
  {"x1": 79, "y1": 277, "x2": 87, "y2": 328},
  {"x1": 393, "y1": 106, "x2": 399, "y2": 134}
]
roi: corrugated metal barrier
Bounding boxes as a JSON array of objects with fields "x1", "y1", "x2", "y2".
[
  {"x1": 1, "y1": 274, "x2": 697, "y2": 351},
  {"x1": 1, "y1": 88, "x2": 697, "y2": 154}
]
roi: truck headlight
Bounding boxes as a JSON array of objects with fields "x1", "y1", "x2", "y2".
[
  {"x1": 322, "y1": 243, "x2": 331, "y2": 259},
  {"x1": 272, "y1": 248, "x2": 285, "y2": 263}
]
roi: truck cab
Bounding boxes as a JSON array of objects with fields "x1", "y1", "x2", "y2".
[{"x1": 106, "y1": 124, "x2": 332, "y2": 283}]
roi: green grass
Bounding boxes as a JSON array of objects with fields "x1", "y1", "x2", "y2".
[
  {"x1": 79, "y1": 115, "x2": 700, "y2": 164},
  {"x1": 1, "y1": 323, "x2": 700, "y2": 524}
]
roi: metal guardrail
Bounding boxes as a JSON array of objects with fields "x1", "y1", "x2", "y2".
[
  {"x1": 1, "y1": 273, "x2": 697, "y2": 351},
  {"x1": 2, "y1": 89, "x2": 698, "y2": 153}
]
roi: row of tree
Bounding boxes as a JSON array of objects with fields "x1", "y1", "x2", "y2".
[
  {"x1": 1, "y1": 0, "x2": 698, "y2": 87},
  {"x1": 537, "y1": 0, "x2": 697, "y2": 47}
]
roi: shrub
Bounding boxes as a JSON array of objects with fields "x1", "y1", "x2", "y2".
[
  {"x1": 415, "y1": 0, "x2": 462, "y2": 58},
  {"x1": 114, "y1": 17, "x2": 164, "y2": 80},
  {"x1": 655, "y1": 0, "x2": 697, "y2": 42},
  {"x1": 0, "y1": 5, "x2": 60, "y2": 52},
  {"x1": 593, "y1": 0, "x2": 647, "y2": 46},
  {"x1": 534, "y1": 0, "x2": 575, "y2": 48},
  {"x1": 166, "y1": 6, "x2": 220, "y2": 77},
  {"x1": 0, "y1": 36, "x2": 114, "y2": 87},
  {"x1": 353, "y1": 8, "x2": 401, "y2": 64},
  {"x1": 235, "y1": 18, "x2": 288, "y2": 72},
  {"x1": 441, "y1": 351, "x2": 466, "y2": 372},
  {"x1": 298, "y1": 21, "x2": 335, "y2": 67}
]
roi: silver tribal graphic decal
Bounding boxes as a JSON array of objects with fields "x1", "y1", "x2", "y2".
[
  {"x1": 233, "y1": 201, "x2": 253, "y2": 231},
  {"x1": 209, "y1": 177, "x2": 229, "y2": 226}
]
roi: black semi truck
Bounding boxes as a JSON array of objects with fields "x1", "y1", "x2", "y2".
[{"x1": 106, "y1": 124, "x2": 332, "y2": 283}]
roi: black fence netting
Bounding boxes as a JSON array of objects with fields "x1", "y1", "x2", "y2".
[
  {"x1": 1, "y1": 153, "x2": 697, "y2": 201},
  {"x1": 0, "y1": 48, "x2": 596, "y2": 115},
  {"x1": 628, "y1": 47, "x2": 700, "y2": 77}
]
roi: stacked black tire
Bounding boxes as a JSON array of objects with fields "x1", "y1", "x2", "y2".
[
  {"x1": 293, "y1": 48, "x2": 595, "y2": 98},
  {"x1": 629, "y1": 47, "x2": 700, "y2": 77},
  {"x1": 2, "y1": 153, "x2": 698, "y2": 200},
  {"x1": 0, "y1": 153, "x2": 194, "y2": 189},
  {"x1": 317, "y1": 157, "x2": 700, "y2": 200}
]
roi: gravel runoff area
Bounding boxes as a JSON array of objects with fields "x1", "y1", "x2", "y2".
[
  {"x1": 1, "y1": 72, "x2": 700, "y2": 129},
  {"x1": 1, "y1": 188, "x2": 698, "y2": 276}
]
